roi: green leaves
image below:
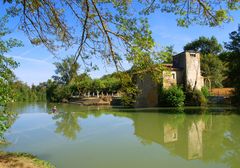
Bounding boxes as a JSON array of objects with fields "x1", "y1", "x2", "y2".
[
  {"x1": 140, "y1": 0, "x2": 239, "y2": 27},
  {"x1": 0, "y1": 15, "x2": 21, "y2": 141},
  {"x1": 3, "y1": 0, "x2": 239, "y2": 73},
  {"x1": 224, "y1": 25, "x2": 240, "y2": 104},
  {"x1": 160, "y1": 86, "x2": 185, "y2": 107},
  {"x1": 53, "y1": 56, "x2": 80, "y2": 85},
  {"x1": 183, "y1": 36, "x2": 224, "y2": 88},
  {"x1": 184, "y1": 36, "x2": 222, "y2": 55}
]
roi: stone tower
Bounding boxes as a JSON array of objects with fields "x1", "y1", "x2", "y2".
[
  {"x1": 135, "y1": 51, "x2": 204, "y2": 107},
  {"x1": 173, "y1": 51, "x2": 204, "y2": 90}
]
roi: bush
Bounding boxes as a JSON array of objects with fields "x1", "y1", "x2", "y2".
[
  {"x1": 120, "y1": 85, "x2": 139, "y2": 107},
  {"x1": 160, "y1": 86, "x2": 185, "y2": 107},
  {"x1": 201, "y1": 86, "x2": 210, "y2": 98},
  {"x1": 185, "y1": 89, "x2": 207, "y2": 106},
  {"x1": 232, "y1": 87, "x2": 240, "y2": 106}
]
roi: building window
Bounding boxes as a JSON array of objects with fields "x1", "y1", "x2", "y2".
[
  {"x1": 172, "y1": 73, "x2": 175, "y2": 79},
  {"x1": 190, "y1": 53, "x2": 196, "y2": 57}
]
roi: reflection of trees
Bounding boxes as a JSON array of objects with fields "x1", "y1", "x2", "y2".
[
  {"x1": 53, "y1": 112, "x2": 81, "y2": 140},
  {"x1": 222, "y1": 117, "x2": 240, "y2": 168},
  {"x1": 202, "y1": 114, "x2": 231, "y2": 162},
  {"x1": 8, "y1": 102, "x2": 47, "y2": 114},
  {"x1": 130, "y1": 110, "x2": 238, "y2": 165},
  {"x1": 51, "y1": 104, "x2": 133, "y2": 140}
]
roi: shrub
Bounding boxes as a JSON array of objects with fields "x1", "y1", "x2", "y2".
[
  {"x1": 185, "y1": 89, "x2": 207, "y2": 106},
  {"x1": 120, "y1": 85, "x2": 139, "y2": 107},
  {"x1": 232, "y1": 87, "x2": 240, "y2": 106},
  {"x1": 201, "y1": 86, "x2": 210, "y2": 98},
  {"x1": 160, "y1": 86, "x2": 185, "y2": 107}
]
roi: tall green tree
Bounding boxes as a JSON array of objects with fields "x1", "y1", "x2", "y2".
[
  {"x1": 224, "y1": 26, "x2": 240, "y2": 104},
  {"x1": 184, "y1": 36, "x2": 222, "y2": 54},
  {"x1": 46, "y1": 79, "x2": 72, "y2": 102},
  {"x1": 53, "y1": 56, "x2": 80, "y2": 85},
  {"x1": 74, "y1": 73, "x2": 92, "y2": 95},
  {"x1": 0, "y1": 15, "x2": 22, "y2": 140},
  {"x1": 184, "y1": 36, "x2": 225, "y2": 88}
]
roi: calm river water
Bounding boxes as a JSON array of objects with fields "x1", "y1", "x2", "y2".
[{"x1": 1, "y1": 103, "x2": 240, "y2": 168}]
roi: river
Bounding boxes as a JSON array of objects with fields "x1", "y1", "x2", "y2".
[{"x1": 1, "y1": 103, "x2": 240, "y2": 168}]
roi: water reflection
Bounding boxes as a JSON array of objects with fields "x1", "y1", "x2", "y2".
[
  {"x1": 129, "y1": 110, "x2": 240, "y2": 168},
  {"x1": 49, "y1": 104, "x2": 110, "y2": 140},
  {"x1": 50, "y1": 106, "x2": 240, "y2": 168},
  {"x1": 53, "y1": 112, "x2": 81, "y2": 140},
  {"x1": 8, "y1": 102, "x2": 48, "y2": 114},
  {"x1": 5, "y1": 103, "x2": 240, "y2": 168},
  {"x1": 44, "y1": 104, "x2": 240, "y2": 168}
]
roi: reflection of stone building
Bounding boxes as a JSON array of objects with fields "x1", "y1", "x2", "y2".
[
  {"x1": 135, "y1": 51, "x2": 204, "y2": 107},
  {"x1": 164, "y1": 123, "x2": 178, "y2": 143},
  {"x1": 132, "y1": 114, "x2": 206, "y2": 160},
  {"x1": 188, "y1": 120, "x2": 205, "y2": 159}
]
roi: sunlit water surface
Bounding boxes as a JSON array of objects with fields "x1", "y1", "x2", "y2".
[{"x1": 1, "y1": 103, "x2": 240, "y2": 168}]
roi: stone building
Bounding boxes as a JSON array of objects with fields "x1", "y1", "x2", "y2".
[{"x1": 135, "y1": 51, "x2": 204, "y2": 107}]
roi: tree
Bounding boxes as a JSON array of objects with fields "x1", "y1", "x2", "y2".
[
  {"x1": 53, "y1": 56, "x2": 80, "y2": 85},
  {"x1": 183, "y1": 36, "x2": 225, "y2": 88},
  {"x1": 73, "y1": 73, "x2": 92, "y2": 95},
  {"x1": 3, "y1": 1, "x2": 239, "y2": 72},
  {"x1": 10, "y1": 81, "x2": 47, "y2": 102},
  {"x1": 0, "y1": 15, "x2": 22, "y2": 140},
  {"x1": 91, "y1": 79, "x2": 105, "y2": 94},
  {"x1": 158, "y1": 45, "x2": 176, "y2": 64},
  {"x1": 201, "y1": 54, "x2": 225, "y2": 88},
  {"x1": 46, "y1": 80, "x2": 71, "y2": 102},
  {"x1": 224, "y1": 26, "x2": 240, "y2": 104},
  {"x1": 184, "y1": 36, "x2": 222, "y2": 54}
]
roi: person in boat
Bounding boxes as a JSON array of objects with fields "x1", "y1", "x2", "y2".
[{"x1": 52, "y1": 106, "x2": 57, "y2": 113}]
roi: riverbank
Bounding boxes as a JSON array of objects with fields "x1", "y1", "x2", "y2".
[
  {"x1": 0, "y1": 152, "x2": 55, "y2": 168},
  {"x1": 69, "y1": 96, "x2": 112, "y2": 105}
]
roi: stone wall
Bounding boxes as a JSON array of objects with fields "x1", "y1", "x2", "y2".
[
  {"x1": 185, "y1": 52, "x2": 204, "y2": 90},
  {"x1": 135, "y1": 74, "x2": 159, "y2": 107},
  {"x1": 162, "y1": 70, "x2": 177, "y2": 89}
]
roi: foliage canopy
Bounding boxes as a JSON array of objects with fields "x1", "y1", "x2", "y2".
[
  {"x1": 3, "y1": 0, "x2": 240, "y2": 72},
  {"x1": 184, "y1": 36, "x2": 225, "y2": 88}
]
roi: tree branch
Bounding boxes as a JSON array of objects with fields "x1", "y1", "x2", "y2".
[{"x1": 91, "y1": 0, "x2": 119, "y2": 71}]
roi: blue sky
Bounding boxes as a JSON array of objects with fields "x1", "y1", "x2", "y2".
[{"x1": 1, "y1": 4, "x2": 240, "y2": 85}]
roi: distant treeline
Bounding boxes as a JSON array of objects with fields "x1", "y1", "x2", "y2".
[
  {"x1": 11, "y1": 81, "x2": 46, "y2": 102},
  {"x1": 11, "y1": 72, "x2": 122, "y2": 103}
]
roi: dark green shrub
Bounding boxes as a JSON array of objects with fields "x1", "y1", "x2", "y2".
[
  {"x1": 120, "y1": 85, "x2": 139, "y2": 107},
  {"x1": 185, "y1": 89, "x2": 207, "y2": 106},
  {"x1": 160, "y1": 86, "x2": 185, "y2": 107},
  {"x1": 232, "y1": 87, "x2": 240, "y2": 106}
]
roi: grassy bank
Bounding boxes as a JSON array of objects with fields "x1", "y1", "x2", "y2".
[{"x1": 0, "y1": 152, "x2": 55, "y2": 168}]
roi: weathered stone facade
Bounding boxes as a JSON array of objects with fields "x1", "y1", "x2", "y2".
[
  {"x1": 135, "y1": 74, "x2": 159, "y2": 107},
  {"x1": 135, "y1": 51, "x2": 204, "y2": 107}
]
